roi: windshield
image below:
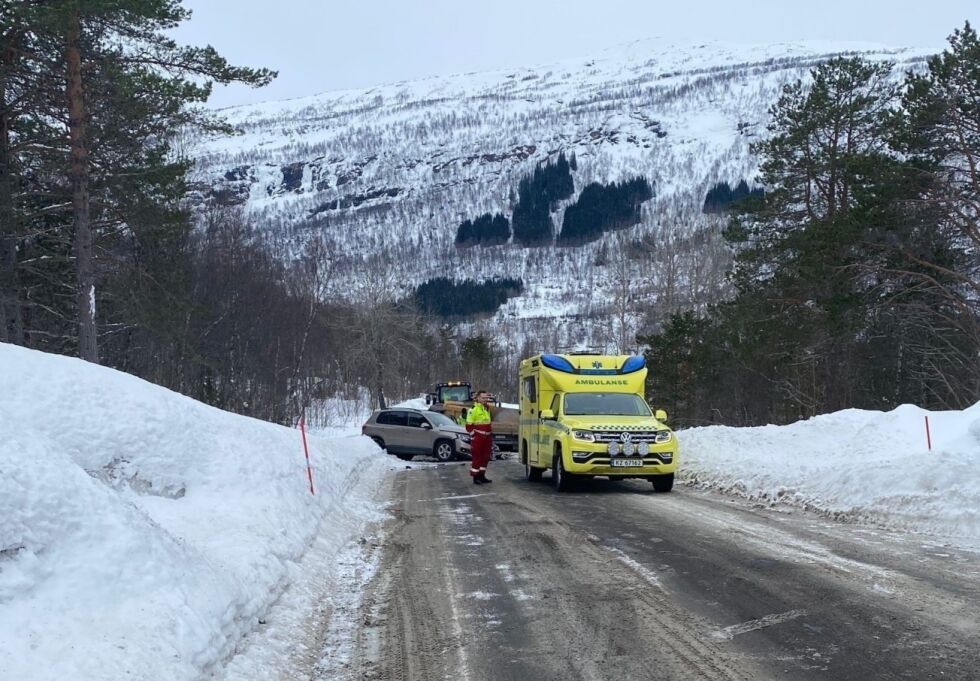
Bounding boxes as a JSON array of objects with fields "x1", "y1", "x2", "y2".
[
  {"x1": 439, "y1": 386, "x2": 470, "y2": 402},
  {"x1": 564, "y1": 393, "x2": 652, "y2": 416},
  {"x1": 426, "y1": 411, "x2": 458, "y2": 428}
]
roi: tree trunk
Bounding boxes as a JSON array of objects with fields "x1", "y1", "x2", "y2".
[
  {"x1": 0, "y1": 34, "x2": 23, "y2": 345},
  {"x1": 66, "y1": 10, "x2": 98, "y2": 362},
  {"x1": 375, "y1": 363, "x2": 387, "y2": 409}
]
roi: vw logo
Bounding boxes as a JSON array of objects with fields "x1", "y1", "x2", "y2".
[
  {"x1": 592, "y1": 360, "x2": 602, "y2": 369},
  {"x1": 619, "y1": 432, "x2": 632, "y2": 443}
]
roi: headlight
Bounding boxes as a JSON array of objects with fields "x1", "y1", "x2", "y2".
[
  {"x1": 572, "y1": 430, "x2": 595, "y2": 442},
  {"x1": 638, "y1": 442, "x2": 650, "y2": 456},
  {"x1": 655, "y1": 431, "x2": 672, "y2": 444},
  {"x1": 608, "y1": 441, "x2": 621, "y2": 456},
  {"x1": 457, "y1": 434, "x2": 471, "y2": 443}
]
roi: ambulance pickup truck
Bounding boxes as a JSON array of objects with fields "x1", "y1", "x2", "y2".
[{"x1": 519, "y1": 353, "x2": 677, "y2": 492}]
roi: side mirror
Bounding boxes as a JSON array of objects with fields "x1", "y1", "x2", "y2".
[
  {"x1": 425, "y1": 394, "x2": 433, "y2": 405},
  {"x1": 540, "y1": 409, "x2": 555, "y2": 420},
  {"x1": 420, "y1": 422, "x2": 432, "y2": 430},
  {"x1": 655, "y1": 409, "x2": 668, "y2": 423}
]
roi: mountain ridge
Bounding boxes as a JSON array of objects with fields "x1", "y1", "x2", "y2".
[{"x1": 188, "y1": 38, "x2": 934, "y2": 354}]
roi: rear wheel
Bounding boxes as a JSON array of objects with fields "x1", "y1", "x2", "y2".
[
  {"x1": 651, "y1": 473, "x2": 674, "y2": 493},
  {"x1": 553, "y1": 448, "x2": 573, "y2": 492},
  {"x1": 433, "y1": 439, "x2": 455, "y2": 463},
  {"x1": 523, "y1": 441, "x2": 543, "y2": 481},
  {"x1": 370, "y1": 437, "x2": 385, "y2": 451}
]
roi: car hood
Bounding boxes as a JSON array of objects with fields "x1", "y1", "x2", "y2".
[
  {"x1": 561, "y1": 416, "x2": 667, "y2": 431},
  {"x1": 439, "y1": 424, "x2": 468, "y2": 435}
]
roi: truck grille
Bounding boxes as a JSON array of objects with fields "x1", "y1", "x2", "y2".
[{"x1": 593, "y1": 430, "x2": 662, "y2": 444}]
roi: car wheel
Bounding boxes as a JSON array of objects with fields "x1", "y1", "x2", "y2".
[
  {"x1": 525, "y1": 462, "x2": 543, "y2": 482},
  {"x1": 370, "y1": 437, "x2": 386, "y2": 451},
  {"x1": 433, "y1": 439, "x2": 455, "y2": 463},
  {"x1": 553, "y1": 448, "x2": 572, "y2": 492},
  {"x1": 651, "y1": 473, "x2": 674, "y2": 493}
]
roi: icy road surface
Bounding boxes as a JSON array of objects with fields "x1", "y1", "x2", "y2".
[{"x1": 321, "y1": 460, "x2": 980, "y2": 681}]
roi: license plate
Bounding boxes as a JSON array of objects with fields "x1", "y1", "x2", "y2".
[{"x1": 610, "y1": 458, "x2": 644, "y2": 467}]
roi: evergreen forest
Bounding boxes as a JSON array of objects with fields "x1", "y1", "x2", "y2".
[
  {"x1": 414, "y1": 278, "x2": 525, "y2": 319},
  {"x1": 558, "y1": 178, "x2": 654, "y2": 244},
  {"x1": 702, "y1": 180, "x2": 765, "y2": 213},
  {"x1": 644, "y1": 29, "x2": 980, "y2": 426}
]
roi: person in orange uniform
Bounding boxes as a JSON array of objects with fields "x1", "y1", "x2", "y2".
[{"x1": 466, "y1": 390, "x2": 493, "y2": 484}]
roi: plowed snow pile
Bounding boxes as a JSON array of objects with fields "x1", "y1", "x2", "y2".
[
  {"x1": 680, "y1": 403, "x2": 980, "y2": 546},
  {"x1": 0, "y1": 343, "x2": 390, "y2": 680}
]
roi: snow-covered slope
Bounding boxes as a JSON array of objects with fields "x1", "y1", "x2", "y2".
[
  {"x1": 0, "y1": 343, "x2": 391, "y2": 681},
  {"x1": 190, "y1": 39, "x2": 933, "y2": 349},
  {"x1": 680, "y1": 403, "x2": 980, "y2": 548},
  {"x1": 2, "y1": 339, "x2": 977, "y2": 679}
]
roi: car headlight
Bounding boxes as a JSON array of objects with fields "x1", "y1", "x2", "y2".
[
  {"x1": 572, "y1": 430, "x2": 595, "y2": 442},
  {"x1": 655, "y1": 431, "x2": 672, "y2": 444},
  {"x1": 457, "y1": 434, "x2": 471, "y2": 443}
]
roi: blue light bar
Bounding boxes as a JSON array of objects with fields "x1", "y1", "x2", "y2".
[
  {"x1": 621, "y1": 356, "x2": 646, "y2": 374},
  {"x1": 541, "y1": 354, "x2": 576, "y2": 373}
]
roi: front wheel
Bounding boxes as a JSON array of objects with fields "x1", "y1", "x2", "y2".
[
  {"x1": 651, "y1": 473, "x2": 674, "y2": 493},
  {"x1": 433, "y1": 439, "x2": 455, "y2": 463},
  {"x1": 553, "y1": 451, "x2": 573, "y2": 492}
]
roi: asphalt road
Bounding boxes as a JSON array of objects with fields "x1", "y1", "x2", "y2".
[{"x1": 333, "y1": 460, "x2": 980, "y2": 681}]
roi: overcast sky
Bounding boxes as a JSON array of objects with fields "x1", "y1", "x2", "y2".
[{"x1": 173, "y1": 0, "x2": 979, "y2": 108}]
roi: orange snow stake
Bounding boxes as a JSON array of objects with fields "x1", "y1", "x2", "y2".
[
  {"x1": 925, "y1": 415, "x2": 932, "y2": 452},
  {"x1": 299, "y1": 412, "x2": 315, "y2": 495}
]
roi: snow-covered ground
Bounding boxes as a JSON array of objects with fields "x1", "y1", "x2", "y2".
[
  {"x1": 0, "y1": 343, "x2": 393, "y2": 681},
  {"x1": 679, "y1": 403, "x2": 980, "y2": 548},
  {"x1": 4, "y1": 339, "x2": 979, "y2": 680}
]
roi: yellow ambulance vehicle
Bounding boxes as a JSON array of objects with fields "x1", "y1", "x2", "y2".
[{"x1": 518, "y1": 353, "x2": 677, "y2": 492}]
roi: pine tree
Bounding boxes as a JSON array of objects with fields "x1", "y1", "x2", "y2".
[
  {"x1": 888, "y1": 22, "x2": 980, "y2": 402},
  {"x1": 10, "y1": 1, "x2": 274, "y2": 363}
]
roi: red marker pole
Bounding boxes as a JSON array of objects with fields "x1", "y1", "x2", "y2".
[
  {"x1": 299, "y1": 412, "x2": 315, "y2": 495},
  {"x1": 924, "y1": 415, "x2": 932, "y2": 452}
]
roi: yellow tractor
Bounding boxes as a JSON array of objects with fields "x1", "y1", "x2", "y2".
[{"x1": 425, "y1": 381, "x2": 518, "y2": 452}]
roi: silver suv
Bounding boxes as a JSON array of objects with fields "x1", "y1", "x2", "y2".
[{"x1": 362, "y1": 408, "x2": 471, "y2": 462}]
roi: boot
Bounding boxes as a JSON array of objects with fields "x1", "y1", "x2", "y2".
[
  {"x1": 479, "y1": 471, "x2": 492, "y2": 484},
  {"x1": 473, "y1": 475, "x2": 485, "y2": 485}
]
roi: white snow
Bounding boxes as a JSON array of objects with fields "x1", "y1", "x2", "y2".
[
  {"x1": 5, "y1": 336, "x2": 980, "y2": 679},
  {"x1": 679, "y1": 403, "x2": 980, "y2": 548},
  {"x1": 0, "y1": 343, "x2": 392, "y2": 681}
]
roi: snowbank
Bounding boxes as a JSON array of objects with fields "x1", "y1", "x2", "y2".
[
  {"x1": 679, "y1": 403, "x2": 980, "y2": 547},
  {"x1": 0, "y1": 343, "x2": 391, "y2": 680}
]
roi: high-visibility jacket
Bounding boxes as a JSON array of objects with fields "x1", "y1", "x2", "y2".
[{"x1": 465, "y1": 403, "x2": 492, "y2": 437}]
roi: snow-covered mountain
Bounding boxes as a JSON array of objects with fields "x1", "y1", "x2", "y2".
[{"x1": 189, "y1": 39, "x2": 932, "y2": 352}]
